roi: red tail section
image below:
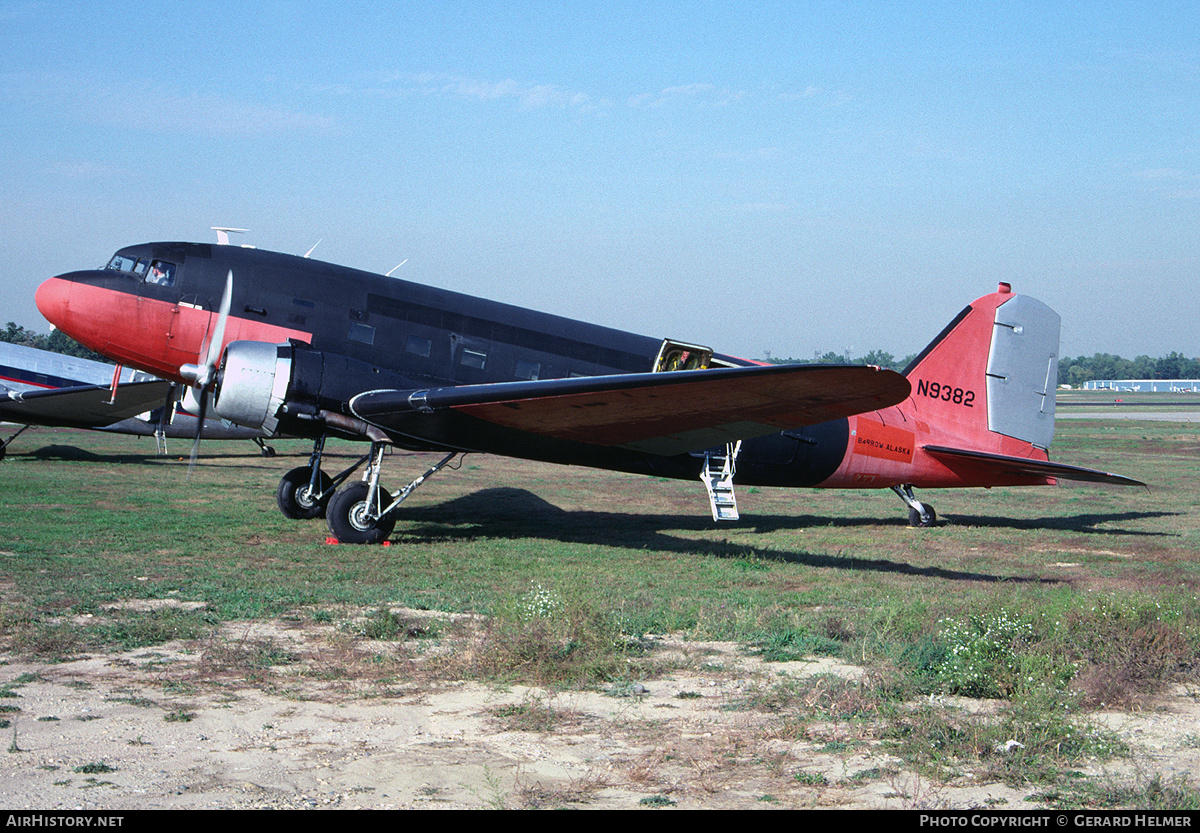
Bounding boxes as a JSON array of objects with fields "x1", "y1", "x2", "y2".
[
  {"x1": 904, "y1": 283, "x2": 1058, "y2": 451},
  {"x1": 824, "y1": 283, "x2": 1066, "y2": 489}
]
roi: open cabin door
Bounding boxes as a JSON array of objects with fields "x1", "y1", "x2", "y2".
[{"x1": 653, "y1": 339, "x2": 737, "y2": 373}]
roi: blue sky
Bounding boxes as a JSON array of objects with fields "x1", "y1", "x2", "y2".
[{"x1": 2, "y1": 0, "x2": 1196, "y2": 362}]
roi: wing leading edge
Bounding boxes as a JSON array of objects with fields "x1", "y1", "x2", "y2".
[{"x1": 351, "y1": 363, "x2": 910, "y2": 457}]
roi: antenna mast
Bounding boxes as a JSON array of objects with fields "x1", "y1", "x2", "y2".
[{"x1": 212, "y1": 227, "x2": 249, "y2": 246}]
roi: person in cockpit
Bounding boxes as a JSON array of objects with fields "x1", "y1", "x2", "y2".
[{"x1": 148, "y1": 261, "x2": 174, "y2": 285}]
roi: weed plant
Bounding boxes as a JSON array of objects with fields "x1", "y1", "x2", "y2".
[
  {"x1": 435, "y1": 580, "x2": 640, "y2": 687},
  {"x1": 1037, "y1": 773, "x2": 1200, "y2": 811}
]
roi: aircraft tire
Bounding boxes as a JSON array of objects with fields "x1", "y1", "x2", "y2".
[
  {"x1": 277, "y1": 466, "x2": 334, "y2": 520},
  {"x1": 327, "y1": 482, "x2": 396, "y2": 545},
  {"x1": 908, "y1": 504, "x2": 937, "y2": 528}
]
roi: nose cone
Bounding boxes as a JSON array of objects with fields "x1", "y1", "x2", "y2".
[{"x1": 35, "y1": 276, "x2": 72, "y2": 330}]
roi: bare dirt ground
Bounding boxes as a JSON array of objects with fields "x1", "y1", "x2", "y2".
[{"x1": 3, "y1": 605, "x2": 1199, "y2": 811}]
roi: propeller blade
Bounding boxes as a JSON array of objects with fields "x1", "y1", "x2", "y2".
[
  {"x1": 188, "y1": 387, "x2": 208, "y2": 474},
  {"x1": 156, "y1": 383, "x2": 177, "y2": 434},
  {"x1": 203, "y1": 270, "x2": 233, "y2": 372},
  {"x1": 186, "y1": 270, "x2": 232, "y2": 472}
]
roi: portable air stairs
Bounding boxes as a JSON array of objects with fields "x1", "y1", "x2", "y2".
[{"x1": 700, "y1": 440, "x2": 742, "y2": 521}]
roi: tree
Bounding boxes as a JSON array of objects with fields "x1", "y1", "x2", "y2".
[
  {"x1": 1, "y1": 322, "x2": 107, "y2": 361},
  {"x1": 861, "y1": 349, "x2": 896, "y2": 370},
  {"x1": 2, "y1": 322, "x2": 36, "y2": 346}
]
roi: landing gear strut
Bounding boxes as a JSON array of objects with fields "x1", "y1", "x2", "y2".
[
  {"x1": 0, "y1": 425, "x2": 31, "y2": 462},
  {"x1": 275, "y1": 435, "x2": 370, "y2": 520},
  {"x1": 324, "y1": 445, "x2": 461, "y2": 544},
  {"x1": 891, "y1": 484, "x2": 937, "y2": 527}
]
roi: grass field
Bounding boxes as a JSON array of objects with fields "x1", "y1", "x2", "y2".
[{"x1": 2, "y1": 410, "x2": 1199, "y2": 808}]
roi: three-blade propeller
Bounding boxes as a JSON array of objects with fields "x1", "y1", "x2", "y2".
[{"x1": 179, "y1": 270, "x2": 233, "y2": 471}]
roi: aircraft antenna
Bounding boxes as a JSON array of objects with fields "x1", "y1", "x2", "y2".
[
  {"x1": 212, "y1": 227, "x2": 248, "y2": 245},
  {"x1": 386, "y1": 259, "x2": 409, "y2": 276},
  {"x1": 304, "y1": 240, "x2": 322, "y2": 258}
]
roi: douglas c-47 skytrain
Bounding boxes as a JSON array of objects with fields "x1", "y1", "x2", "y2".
[{"x1": 35, "y1": 237, "x2": 1143, "y2": 543}]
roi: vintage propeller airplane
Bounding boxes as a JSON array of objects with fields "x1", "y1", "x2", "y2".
[{"x1": 34, "y1": 237, "x2": 1143, "y2": 543}]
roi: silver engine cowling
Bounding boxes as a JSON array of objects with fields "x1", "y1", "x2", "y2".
[{"x1": 213, "y1": 341, "x2": 293, "y2": 434}]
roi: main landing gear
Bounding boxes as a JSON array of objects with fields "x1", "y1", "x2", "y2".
[
  {"x1": 275, "y1": 436, "x2": 462, "y2": 544},
  {"x1": 325, "y1": 445, "x2": 461, "y2": 544},
  {"x1": 0, "y1": 425, "x2": 31, "y2": 462},
  {"x1": 276, "y1": 436, "x2": 372, "y2": 520},
  {"x1": 891, "y1": 484, "x2": 937, "y2": 528}
]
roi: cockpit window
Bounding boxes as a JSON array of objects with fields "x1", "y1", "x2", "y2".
[
  {"x1": 104, "y1": 254, "x2": 151, "y2": 278},
  {"x1": 106, "y1": 253, "x2": 139, "y2": 273},
  {"x1": 146, "y1": 260, "x2": 176, "y2": 286}
]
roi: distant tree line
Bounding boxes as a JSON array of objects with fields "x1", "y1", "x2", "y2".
[
  {"x1": 1057, "y1": 352, "x2": 1200, "y2": 387},
  {"x1": 763, "y1": 351, "x2": 918, "y2": 373},
  {"x1": 2, "y1": 322, "x2": 106, "y2": 362},
  {"x1": 767, "y1": 347, "x2": 1200, "y2": 387}
]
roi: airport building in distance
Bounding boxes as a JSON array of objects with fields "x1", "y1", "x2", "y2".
[{"x1": 1082, "y1": 379, "x2": 1200, "y2": 392}]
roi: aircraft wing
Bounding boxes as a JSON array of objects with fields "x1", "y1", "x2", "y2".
[
  {"x1": 351, "y1": 364, "x2": 910, "y2": 457},
  {"x1": 0, "y1": 380, "x2": 173, "y2": 429},
  {"x1": 923, "y1": 445, "x2": 1146, "y2": 488}
]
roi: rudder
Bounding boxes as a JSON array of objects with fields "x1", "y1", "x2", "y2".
[{"x1": 902, "y1": 283, "x2": 1060, "y2": 452}]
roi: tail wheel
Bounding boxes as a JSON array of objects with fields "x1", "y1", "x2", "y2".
[
  {"x1": 908, "y1": 504, "x2": 937, "y2": 528},
  {"x1": 327, "y1": 482, "x2": 396, "y2": 545},
  {"x1": 277, "y1": 466, "x2": 334, "y2": 520}
]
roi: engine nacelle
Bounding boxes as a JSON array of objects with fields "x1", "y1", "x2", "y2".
[
  {"x1": 213, "y1": 341, "x2": 293, "y2": 433},
  {"x1": 211, "y1": 341, "x2": 411, "y2": 441}
]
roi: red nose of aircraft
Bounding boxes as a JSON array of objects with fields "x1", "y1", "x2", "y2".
[
  {"x1": 35, "y1": 276, "x2": 71, "y2": 331},
  {"x1": 34, "y1": 271, "x2": 160, "y2": 374},
  {"x1": 35, "y1": 273, "x2": 130, "y2": 370}
]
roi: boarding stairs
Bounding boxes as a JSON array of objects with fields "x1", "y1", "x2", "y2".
[{"x1": 700, "y1": 440, "x2": 742, "y2": 521}]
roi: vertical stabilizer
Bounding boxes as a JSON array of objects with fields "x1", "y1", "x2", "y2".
[{"x1": 903, "y1": 283, "x2": 1060, "y2": 453}]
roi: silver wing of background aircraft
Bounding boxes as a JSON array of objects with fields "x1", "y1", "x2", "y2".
[{"x1": 0, "y1": 341, "x2": 276, "y2": 459}]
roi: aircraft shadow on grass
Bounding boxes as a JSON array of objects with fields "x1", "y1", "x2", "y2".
[
  {"x1": 391, "y1": 488, "x2": 1175, "y2": 585},
  {"x1": 28, "y1": 444, "x2": 110, "y2": 462},
  {"x1": 21, "y1": 445, "x2": 276, "y2": 472},
  {"x1": 944, "y1": 512, "x2": 1177, "y2": 537}
]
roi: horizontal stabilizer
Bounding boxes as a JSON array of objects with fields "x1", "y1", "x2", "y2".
[
  {"x1": 0, "y1": 381, "x2": 172, "y2": 428},
  {"x1": 924, "y1": 445, "x2": 1146, "y2": 488},
  {"x1": 352, "y1": 364, "x2": 910, "y2": 457}
]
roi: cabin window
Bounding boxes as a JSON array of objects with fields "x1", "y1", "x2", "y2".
[
  {"x1": 348, "y1": 322, "x2": 375, "y2": 346},
  {"x1": 147, "y1": 260, "x2": 176, "y2": 286},
  {"x1": 461, "y1": 349, "x2": 486, "y2": 370},
  {"x1": 514, "y1": 359, "x2": 540, "y2": 381},
  {"x1": 406, "y1": 335, "x2": 432, "y2": 358}
]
